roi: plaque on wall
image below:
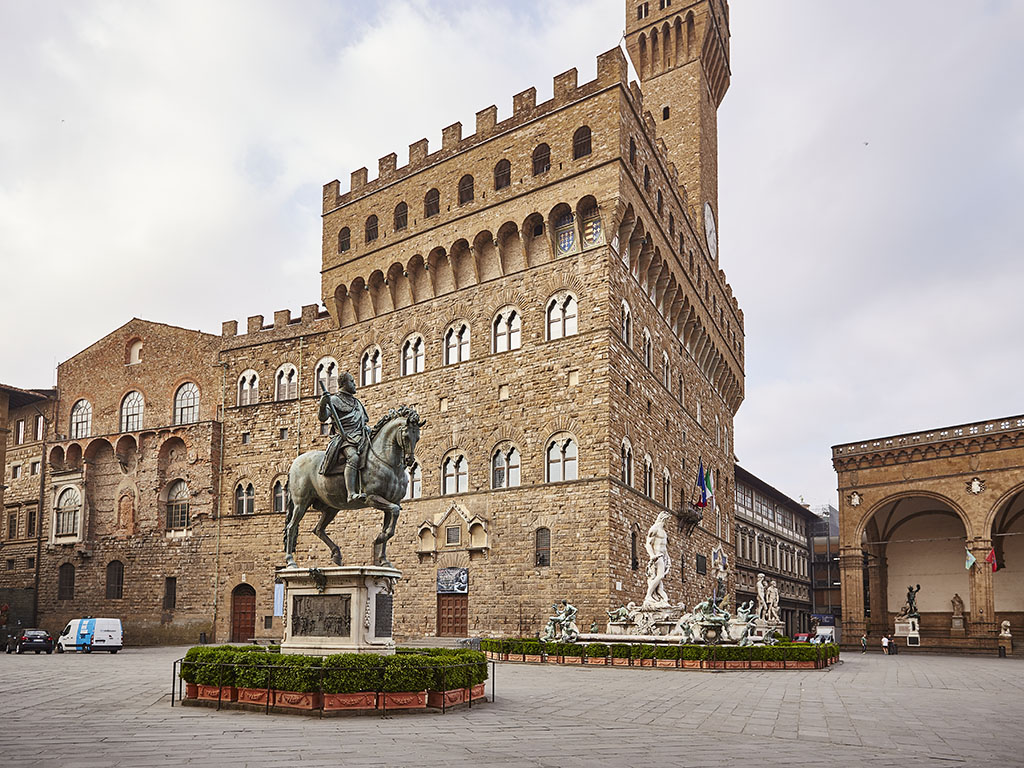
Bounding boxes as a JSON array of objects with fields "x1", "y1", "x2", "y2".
[
  {"x1": 437, "y1": 567, "x2": 469, "y2": 594},
  {"x1": 375, "y1": 592, "x2": 394, "y2": 638},
  {"x1": 291, "y1": 594, "x2": 352, "y2": 637}
]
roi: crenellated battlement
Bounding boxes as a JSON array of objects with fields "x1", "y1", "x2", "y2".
[
  {"x1": 220, "y1": 303, "x2": 333, "y2": 342},
  {"x1": 323, "y1": 48, "x2": 630, "y2": 213}
]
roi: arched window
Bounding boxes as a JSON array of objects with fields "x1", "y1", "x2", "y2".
[
  {"x1": 643, "y1": 455, "x2": 654, "y2": 497},
  {"x1": 127, "y1": 338, "x2": 143, "y2": 365},
  {"x1": 120, "y1": 391, "x2": 144, "y2": 432},
  {"x1": 620, "y1": 439, "x2": 633, "y2": 486},
  {"x1": 662, "y1": 352, "x2": 671, "y2": 388},
  {"x1": 173, "y1": 382, "x2": 199, "y2": 425},
  {"x1": 338, "y1": 227, "x2": 351, "y2": 253},
  {"x1": 275, "y1": 364, "x2": 298, "y2": 400},
  {"x1": 424, "y1": 188, "x2": 440, "y2": 218},
  {"x1": 360, "y1": 347, "x2": 382, "y2": 386},
  {"x1": 663, "y1": 470, "x2": 672, "y2": 508},
  {"x1": 55, "y1": 487, "x2": 81, "y2": 537},
  {"x1": 401, "y1": 335, "x2": 425, "y2": 376},
  {"x1": 444, "y1": 323, "x2": 470, "y2": 365},
  {"x1": 105, "y1": 560, "x2": 124, "y2": 600},
  {"x1": 458, "y1": 175, "x2": 474, "y2": 205},
  {"x1": 491, "y1": 444, "x2": 521, "y2": 489},
  {"x1": 572, "y1": 126, "x2": 592, "y2": 159},
  {"x1": 315, "y1": 357, "x2": 339, "y2": 394},
  {"x1": 166, "y1": 480, "x2": 189, "y2": 529},
  {"x1": 235, "y1": 483, "x2": 254, "y2": 515},
  {"x1": 441, "y1": 454, "x2": 468, "y2": 495},
  {"x1": 70, "y1": 400, "x2": 92, "y2": 439},
  {"x1": 365, "y1": 215, "x2": 379, "y2": 243},
  {"x1": 393, "y1": 202, "x2": 408, "y2": 231},
  {"x1": 404, "y1": 462, "x2": 422, "y2": 500},
  {"x1": 535, "y1": 527, "x2": 551, "y2": 567},
  {"x1": 643, "y1": 166, "x2": 651, "y2": 191},
  {"x1": 492, "y1": 308, "x2": 521, "y2": 353},
  {"x1": 546, "y1": 434, "x2": 578, "y2": 482},
  {"x1": 532, "y1": 143, "x2": 550, "y2": 175},
  {"x1": 546, "y1": 293, "x2": 578, "y2": 340},
  {"x1": 657, "y1": 189, "x2": 663, "y2": 215},
  {"x1": 620, "y1": 301, "x2": 632, "y2": 346},
  {"x1": 629, "y1": 137, "x2": 637, "y2": 167},
  {"x1": 58, "y1": 562, "x2": 75, "y2": 600},
  {"x1": 494, "y1": 159, "x2": 511, "y2": 190},
  {"x1": 631, "y1": 529, "x2": 639, "y2": 570},
  {"x1": 273, "y1": 480, "x2": 287, "y2": 514},
  {"x1": 669, "y1": 213, "x2": 675, "y2": 236},
  {"x1": 237, "y1": 370, "x2": 259, "y2": 406},
  {"x1": 642, "y1": 330, "x2": 652, "y2": 369}
]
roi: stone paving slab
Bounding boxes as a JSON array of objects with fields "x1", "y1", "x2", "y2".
[{"x1": 1, "y1": 647, "x2": 1021, "y2": 766}]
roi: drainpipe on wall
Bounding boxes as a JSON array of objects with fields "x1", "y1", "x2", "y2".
[
  {"x1": 211, "y1": 359, "x2": 228, "y2": 642},
  {"x1": 31, "y1": 402, "x2": 52, "y2": 627}
]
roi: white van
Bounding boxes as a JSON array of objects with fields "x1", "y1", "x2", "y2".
[{"x1": 56, "y1": 618, "x2": 123, "y2": 654}]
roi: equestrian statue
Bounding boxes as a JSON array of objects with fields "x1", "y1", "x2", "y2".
[{"x1": 283, "y1": 371, "x2": 424, "y2": 568}]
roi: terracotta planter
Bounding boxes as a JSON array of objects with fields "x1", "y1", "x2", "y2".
[
  {"x1": 703, "y1": 661, "x2": 725, "y2": 669},
  {"x1": 324, "y1": 692, "x2": 377, "y2": 711},
  {"x1": 639, "y1": 658, "x2": 654, "y2": 667},
  {"x1": 545, "y1": 656, "x2": 562, "y2": 664},
  {"x1": 586, "y1": 656, "x2": 607, "y2": 665},
  {"x1": 237, "y1": 687, "x2": 270, "y2": 705},
  {"x1": 656, "y1": 659, "x2": 677, "y2": 668},
  {"x1": 682, "y1": 659, "x2": 700, "y2": 669},
  {"x1": 382, "y1": 691, "x2": 427, "y2": 710},
  {"x1": 197, "y1": 684, "x2": 237, "y2": 702},
  {"x1": 427, "y1": 688, "x2": 465, "y2": 708},
  {"x1": 524, "y1": 654, "x2": 542, "y2": 663},
  {"x1": 508, "y1": 653, "x2": 525, "y2": 663},
  {"x1": 763, "y1": 661, "x2": 783, "y2": 669},
  {"x1": 611, "y1": 657, "x2": 630, "y2": 666},
  {"x1": 563, "y1": 656, "x2": 582, "y2": 664},
  {"x1": 470, "y1": 683, "x2": 486, "y2": 701},
  {"x1": 273, "y1": 690, "x2": 322, "y2": 710},
  {"x1": 184, "y1": 682, "x2": 198, "y2": 699},
  {"x1": 785, "y1": 660, "x2": 815, "y2": 669},
  {"x1": 724, "y1": 661, "x2": 746, "y2": 669},
  {"x1": 748, "y1": 661, "x2": 764, "y2": 669}
]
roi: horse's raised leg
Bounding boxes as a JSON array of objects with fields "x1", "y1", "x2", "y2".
[
  {"x1": 312, "y1": 507, "x2": 343, "y2": 565},
  {"x1": 366, "y1": 495, "x2": 399, "y2": 567}
]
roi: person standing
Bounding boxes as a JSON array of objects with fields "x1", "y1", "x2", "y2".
[
  {"x1": 881, "y1": 635, "x2": 889, "y2": 655},
  {"x1": 861, "y1": 633, "x2": 868, "y2": 653}
]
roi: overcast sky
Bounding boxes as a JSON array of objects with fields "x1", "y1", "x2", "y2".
[{"x1": 2, "y1": 1, "x2": 1022, "y2": 507}]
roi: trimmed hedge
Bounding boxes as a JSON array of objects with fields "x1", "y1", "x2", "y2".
[
  {"x1": 585, "y1": 643, "x2": 609, "y2": 658},
  {"x1": 610, "y1": 644, "x2": 631, "y2": 659},
  {"x1": 180, "y1": 646, "x2": 487, "y2": 694},
  {"x1": 480, "y1": 638, "x2": 840, "y2": 664}
]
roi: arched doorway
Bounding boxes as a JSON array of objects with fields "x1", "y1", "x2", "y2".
[
  {"x1": 230, "y1": 584, "x2": 256, "y2": 642},
  {"x1": 860, "y1": 495, "x2": 969, "y2": 639},
  {"x1": 992, "y1": 487, "x2": 1024, "y2": 635}
]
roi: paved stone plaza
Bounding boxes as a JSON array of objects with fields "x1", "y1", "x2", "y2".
[{"x1": 1, "y1": 647, "x2": 1022, "y2": 767}]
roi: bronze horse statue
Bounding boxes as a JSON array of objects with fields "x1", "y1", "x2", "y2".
[{"x1": 283, "y1": 406, "x2": 424, "y2": 568}]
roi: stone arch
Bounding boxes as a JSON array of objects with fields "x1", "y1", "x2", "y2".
[
  {"x1": 114, "y1": 434, "x2": 138, "y2": 474},
  {"x1": 49, "y1": 445, "x2": 66, "y2": 471},
  {"x1": 157, "y1": 436, "x2": 188, "y2": 480},
  {"x1": 496, "y1": 221, "x2": 525, "y2": 273},
  {"x1": 406, "y1": 254, "x2": 432, "y2": 303},
  {"x1": 855, "y1": 490, "x2": 973, "y2": 544},
  {"x1": 522, "y1": 213, "x2": 548, "y2": 265},
  {"x1": 66, "y1": 443, "x2": 83, "y2": 470},
  {"x1": 387, "y1": 262, "x2": 411, "y2": 310},
  {"x1": 449, "y1": 238, "x2": 475, "y2": 289},
  {"x1": 576, "y1": 194, "x2": 603, "y2": 248},
  {"x1": 349, "y1": 276, "x2": 372, "y2": 321},
  {"x1": 367, "y1": 269, "x2": 391, "y2": 316},
  {"x1": 548, "y1": 202, "x2": 576, "y2": 257},
  {"x1": 428, "y1": 246, "x2": 454, "y2": 295},
  {"x1": 333, "y1": 283, "x2": 356, "y2": 327},
  {"x1": 473, "y1": 230, "x2": 501, "y2": 282}
]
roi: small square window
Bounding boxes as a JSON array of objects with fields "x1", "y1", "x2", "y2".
[
  {"x1": 241, "y1": 432, "x2": 250, "y2": 445},
  {"x1": 30, "y1": 461, "x2": 40, "y2": 476},
  {"x1": 646, "y1": 399, "x2": 652, "y2": 414},
  {"x1": 696, "y1": 554, "x2": 707, "y2": 575},
  {"x1": 445, "y1": 526, "x2": 460, "y2": 545},
  {"x1": 439, "y1": 397, "x2": 449, "y2": 413},
  {"x1": 27, "y1": 557, "x2": 35, "y2": 569},
  {"x1": 11, "y1": 465, "x2": 21, "y2": 480},
  {"x1": 264, "y1": 615, "x2": 274, "y2": 630},
  {"x1": 279, "y1": 428, "x2": 289, "y2": 440},
  {"x1": 662, "y1": 106, "x2": 670, "y2": 120},
  {"x1": 5, "y1": 559, "x2": 14, "y2": 571},
  {"x1": 625, "y1": 380, "x2": 632, "y2": 396},
  {"x1": 498, "y1": 384, "x2": 509, "y2": 401}
]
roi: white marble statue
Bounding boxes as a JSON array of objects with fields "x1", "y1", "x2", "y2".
[
  {"x1": 643, "y1": 510, "x2": 672, "y2": 609},
  {"x1": 1000, "y1": 620, "x2": 1012, "y2": 637},
  {"x1": 756, "y1": 573, "x2": 768, "y2": 620},
  {"x1": 766, "y1": 579, "x2": 781, "y2": 624}
]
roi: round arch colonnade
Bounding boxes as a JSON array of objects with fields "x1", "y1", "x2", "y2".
[{"x1": 833, "y1": 416, "x2": 1024, "y2": 650}]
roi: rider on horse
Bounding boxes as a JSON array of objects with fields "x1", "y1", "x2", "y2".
[{"x1": 318, "y1": 371, "x2": 370, "y2": 503}]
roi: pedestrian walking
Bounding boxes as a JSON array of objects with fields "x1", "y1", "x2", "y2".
[
  {"x1": 861, "y1": 633, "x2": 868, "y2": 653},
  {"x1": 881, "y1": 635, "x2": 889, "y2": 655},
  {"x1": 889, "y1": 635, "x2": 898, "y2": 655}
]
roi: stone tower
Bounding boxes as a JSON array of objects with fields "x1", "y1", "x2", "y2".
[{"x1": 624, "y1": 0, "x2": 730, "y2": 263}]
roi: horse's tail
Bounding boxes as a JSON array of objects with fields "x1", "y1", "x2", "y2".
[{"x1": 283, "y1": 479, "x2": 294, "y2": 548}]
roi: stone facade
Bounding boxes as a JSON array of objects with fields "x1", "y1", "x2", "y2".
[
  {"x1": 1, "y1": 0, "x2": 745, "y2": 644},
  {"x1": 733, "y1": 464, "x2": 814, "y2": 638},
  {"x1": 833, "y1": 415, "x2": 1024, "y2": 651}
]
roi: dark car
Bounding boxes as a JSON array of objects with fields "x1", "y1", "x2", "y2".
[{"x1": 5, "y1": 629, "x2": 54, "y2": 654}]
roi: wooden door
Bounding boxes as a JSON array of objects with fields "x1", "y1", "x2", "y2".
[
  {"x1": 231, "y1": 584, "x2": 256, "y2": 642},
  {"x1": 437, "y1": 594, "x2": 468, "y2": 637}
]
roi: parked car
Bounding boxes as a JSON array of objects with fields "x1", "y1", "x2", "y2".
[
  {"x1": 56, "y1": 618, "x2": 123, "y2": 654},
  {"x1": 5, "y1": 628, "x2": 54, "y2": 654},
  {"x1": 793, "y1": 633, "x2": 812, "y2": 643}
]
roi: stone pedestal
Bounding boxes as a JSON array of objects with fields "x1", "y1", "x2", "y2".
[
  {"x1": 998, "y1": 636, "x2": 1013, "y2": 656},
  {"x1": 278, "y1": 565, "x2": 401, "y2": 656},
  {"x1": 950, "y1": 616, "x2": 965, "y2": 636},
  {"x1": 895, "y1": 617, "x2": 920, "y2": 646}
]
